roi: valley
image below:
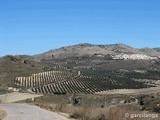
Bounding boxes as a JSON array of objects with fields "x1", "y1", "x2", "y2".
[{"x1": 0, "y1": 43, "x2": 160, "y2": 120}]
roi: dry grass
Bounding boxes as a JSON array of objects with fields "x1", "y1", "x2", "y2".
[
  {"x1": 31, "y1": 102, "x2": 160, "y2": 120},
  {"x1": 69, "y1": 106, "x2": 160, "y2": 120},
  {"x1": 27, "y1": 93, "x2": 160, "y2": 120},
  {"x1": 0, "y1": 108, "x2": 7, "y2": 120}
]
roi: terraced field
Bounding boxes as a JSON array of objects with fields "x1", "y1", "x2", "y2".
[
  {"x1": 14, "y1": 64, "x2": 154, "y2": 94},
  {"x1": 14, "y1": 70, "x2": 77, "y2": 87}
]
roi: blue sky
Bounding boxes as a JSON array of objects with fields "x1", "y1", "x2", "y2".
[{"x1": 0, "y1": 0, "x2": 160, "y2": 56}]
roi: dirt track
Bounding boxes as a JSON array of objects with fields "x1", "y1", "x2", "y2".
[
  {"x1": 0, "y1": 92, "x2": 42, "y2": 103},
  {"x1": 0, "y1": 104, "x2": 69, "y2": 120},
  {"x1": 96, "y1": 86, "x2": 160, "y2": 95}
]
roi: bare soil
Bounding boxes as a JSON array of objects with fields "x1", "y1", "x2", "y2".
[
  {"x1": 96, "y1": 86, "x2": 160, "y2": 95},
  {"x1": 0, "y1": 92, "x2": 42, "y2": 103}
]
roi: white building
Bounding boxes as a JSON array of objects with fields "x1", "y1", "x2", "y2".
[{"x1": 113, "y1": 54, "x2": 157, "y2": 60}]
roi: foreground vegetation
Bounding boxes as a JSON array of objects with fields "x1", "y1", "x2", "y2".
[
  {"x1": 0, "y1": 108, "x2": 6, "y2": 120},
  {"x1": 16, "y1": 93, "x2": 160, "y2": 120}
]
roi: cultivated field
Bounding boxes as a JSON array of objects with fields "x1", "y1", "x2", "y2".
[{"x1": 1, "y1": 53, "x2": 160, "y2": 120}]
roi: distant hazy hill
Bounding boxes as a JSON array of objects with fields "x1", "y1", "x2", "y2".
[
  {"x1": 32, "y1": 43, "x2": 160, "y2": 61},
  {"x1": 153, "y1": 48, "x2": 160, "y2": 52},
  {"x1": 139, "y1": 47, "x2": 160, "y2": 57}
]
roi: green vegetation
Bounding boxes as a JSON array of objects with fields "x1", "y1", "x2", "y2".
[
  {"x1": 1, "y1": 55, "x2": 159, "y2": 94},
  {"x1": 125, "y1": 71, "x2": 160, "y2": 80}
]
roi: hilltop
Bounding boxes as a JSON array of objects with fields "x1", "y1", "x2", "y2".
[{"x1": 32, "y1": 43, "x2": 160, "y2": 61}]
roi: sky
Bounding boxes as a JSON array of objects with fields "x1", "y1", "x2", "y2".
[{"x1": 0, "y1": 0, "x2": 160, "y2": 56}]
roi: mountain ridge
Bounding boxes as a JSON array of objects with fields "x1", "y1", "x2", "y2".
[{"x1": 32, "y1": 43, "x2": 160, "y2": 61}]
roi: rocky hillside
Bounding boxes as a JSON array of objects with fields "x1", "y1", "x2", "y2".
[
  {"x1": 32, "y1": 43, "x2": 160, "y2": 61},
  {"x1": 0, "y1": 55, "x2": 43, "y2": 87}
]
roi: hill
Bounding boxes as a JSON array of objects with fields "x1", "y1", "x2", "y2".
[
  {"x1": 0, "y1": 55, "x2": 43, "y2": 87},
  {"x1": 1, "y1": 43, "x2": 160, "y2": 93},
  {"x1": 1, "y1": 43, "x2": 160, "y2": 120},
  {"x1": 32, "y1": 43, "x2": 160, "y2": 61},
  {"x1": 153, "y1": 47, "x2": 160, "y2": 52}
]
